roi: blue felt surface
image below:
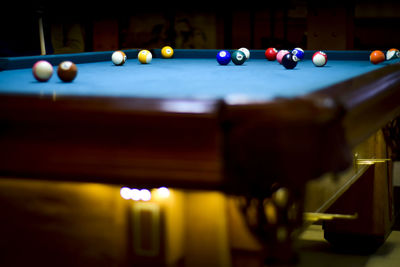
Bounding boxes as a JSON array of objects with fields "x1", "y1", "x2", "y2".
[{"x1": 0, "y1": 55, "x2": 398, "y2": 101}]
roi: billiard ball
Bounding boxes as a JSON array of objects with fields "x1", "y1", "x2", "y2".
[
  {"x1": 369, "y1": 50, "x2": 385, "y2": 64},
  {"x1": 231, "y1": 50, "x2": 246, "y2": 65},
  {"x1": 238, "y1": 47, "x2": 250, "y2": 60},
  {"x1": 57, "y1": 61, "x2": 77, "y2": 82},
  {"x1": 386, "y1": 48, "x2": 399, "y2": 61},
  {"x1": 276, "y1": 50, "x2": 290, "y2": 64},
  {"x1": 161, "y1": 46, "x2": 174, "y2": 58},
  {"x1": 111, "y1": 50, "x2": 127, "y2": 66},
  {"x1": 312, "y1": 51, "x2": 328, "y2": 67},
  {"x1": 138, "y1": 50, "x2": 152, "y2": 64},
  {"x1": 281, "y1": 53, "x2": 298, "y2": 69},
  {"x1": 265, "y1": 47, "x2": 278, "y2": 61},
  {"x1": 292, "y1": 47, "x2": 304, "y2": 61},
  {"x1": 32, "y1": 60, "x2": 53, "y2": 82},
  {"x1": 216, "y1": 50, "x2": 231, "y2": 65}
]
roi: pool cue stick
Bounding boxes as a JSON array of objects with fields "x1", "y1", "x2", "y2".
[{"x1": 39, "y1": 16, "x2": 46, "y2": 55}]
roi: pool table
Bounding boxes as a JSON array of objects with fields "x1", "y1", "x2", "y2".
[{"x1": 1, "y1": 49, "x2": 400, "y2": 253}]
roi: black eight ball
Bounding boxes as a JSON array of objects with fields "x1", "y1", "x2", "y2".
[{"x1": 282, "y1": 53, "x2": 298, "y2": 69}]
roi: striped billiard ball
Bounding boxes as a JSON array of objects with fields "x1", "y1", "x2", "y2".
[{"x1": 112, "y1": 50, "x2": 127, "y2": 66}]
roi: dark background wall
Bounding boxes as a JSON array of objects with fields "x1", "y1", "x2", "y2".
[{"x1": 1, "y1": 0, "x2": 399, "y2": 56}]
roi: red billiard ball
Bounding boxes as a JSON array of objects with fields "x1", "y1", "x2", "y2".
[
  {"x1": 57, "y1": 61, "x2": 77, "y2": 82},
  {"x1": 370, "y1": 50, "x2": 385, "y2": 64},
  {"x1": 265, "y1": 47, "x2": 278, "y2": 61}
]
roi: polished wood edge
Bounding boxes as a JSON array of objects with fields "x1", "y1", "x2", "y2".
[
  {"x1": 218, "y1": 64, "x2": 400, "y2": 195},
  {"x1": 309, "y1": 63, "x2": 400, "y2": 147},
  {"x1": 218, "y1": 96, "x2": 350, "y2": 197},
  {"x1": 0, "y1": 94, "x2": 221, "y2": 117},
  {"x1": 0, "y1": 95, "x2": 225, "y2": 188}
]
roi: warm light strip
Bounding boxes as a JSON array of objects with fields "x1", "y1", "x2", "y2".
[
  {"x1": 120, "y1": 187, "x2": 170, "y2": 201},
  {"x1": 357, "y1": 158, "x2": 390, "y2": 165},
  {"x1": 304, "y1": 212, "x2": 358, "y2": 223}
]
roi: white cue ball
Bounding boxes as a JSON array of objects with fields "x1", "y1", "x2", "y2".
[
  {"x1": 32, "y1": 60, "x2": 53, "y2": 82},
  {"x1": 239, "y1": 47, "x2": 250, "y2": 60},
  {"x1": 112, "y1": 50, "x2": 127, "y2": 66}
]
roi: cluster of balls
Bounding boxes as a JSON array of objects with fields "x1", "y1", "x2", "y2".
[
  {"x1": 111, "y1": 46, "x2": 174, "y2": 66},
  {"x1": 216, "y1": 48, "x2": 250, "y2": 65},
  {"x1": 32, "y1": 60, "x2": 78, "y2": 82},
  {"x1": 369, "y1": 48, "x2": 399, "y2": 64},
  {"x1": 265, "y1": 48, "x2": 327, "y2": 68}
]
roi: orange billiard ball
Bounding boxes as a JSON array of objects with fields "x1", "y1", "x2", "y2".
[
  {"x1": 57, "y1": 61, "x2": 77, "y2": 82},
  {"x1": 370, "y1": 50, "x2": 385, "y2": 65}
]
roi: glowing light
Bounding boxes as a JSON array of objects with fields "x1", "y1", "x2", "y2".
[
  {"x1": 120, "y1": 187, "x2": 153, "y2": 201},
  {"x1": 157, "y1": 187, "x2": 170, "y2": 198},
  {"x1": 131, "y1": 189, "x2": 141, "y2": 201},
  {"x1": 357, "y1": 158, "x2": 390, "y2": 165},
  {"x1": 120, "y1": 187, "x2": 132, "y2": 200},
  {"x1": 140, "y1": 189, "x2": 151, "y2": 201}
]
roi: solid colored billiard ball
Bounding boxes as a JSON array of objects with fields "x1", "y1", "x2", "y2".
[
  {"x1": 138, "y1": 50, "x2": 152, "y2": 64},
  {"x1": 292, "y1": 47, "x2": 304, "y2": 61},
  {"x1": 265, "y1": 47, "x2": 278, "y2": 61},
  {"x1": 216, "y1": 50, "x2": 231, "y2": 65},
  {"x1": 369, "y1": 50, "x2": 385, "y2": 64},
  {"x1": 111, "y1": 50, "x2": 127, "y2": 66},
  {"x1": 276, "y1": 50, "x2": 290, "y2": 64},
  {"x1": 57, "y1": 61, "x2": 77, "y2": 82},
  {"x1": 281, "y1": 53, "x2": 298, "y2": 69},
  {"x1": 231, "y1": 50, "x2": 246, "y2": 65},
  {"x1": 312, "y1": 51, "x2": 328, "y2": 67},
  {"x1": 386, "y1": 48, "x2": 399, "y2": 60},
  {"x1": 238, "y1": 47, "x2": 250, "y2": 60},
  {"x1": 161, "y1": 46, "x2": 174, "y2": 58},
  {"x1": 32, "y1": 60, "x2": 53, "y2": 82}
]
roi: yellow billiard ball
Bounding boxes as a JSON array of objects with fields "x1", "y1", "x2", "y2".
[
  {"x1": 161, "y1": 46, "x2": 174, "y2": 59},
  {"x1": 138, "y1": 49, "x2": 152, "y2": 64}
]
